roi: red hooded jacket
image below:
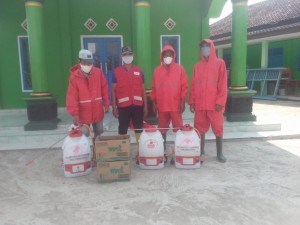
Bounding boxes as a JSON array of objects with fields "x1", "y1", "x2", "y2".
[
  {"x1": 66, "y1": 64, "x2": 110, "y2": 124},
  {"x1": 188, "y1": 39, "x2": 227, "y2": 110},
  {"x1": 151, "y1": 45, "x2": 188, "y2": 112}
]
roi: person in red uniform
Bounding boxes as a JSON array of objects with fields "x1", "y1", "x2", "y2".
[
  {"x1": 188, "y1": 39, "x2": 227, "y2": 163},
  {"x1": 151, "y1": 45, "x2": 188, "y2": 162},
  {"x1": 66, "y1": 49, "x2": 110, "y2": 138},
  {"x1": 112, "y1": 46, "x2": 148, "y2": 143}
]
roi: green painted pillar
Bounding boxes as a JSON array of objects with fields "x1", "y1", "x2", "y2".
[
  {"x1": 25, "y1": 0, "x2": 50, "y2": 96},
  {"x1": 261, "y1": 40, "x2": 269, "y2": 68},
  {"x1": 133, "y1": 0, "x2": 157, "y2": 124},
  {"x1": 226, "y1": 0, "x2": 256, "y2": 122},
  {"x1": 230, "y1": 0, "x2": 248, "y2": 89},
  {"x1": 134, "y1": 0, "x2": 152, "y2": 89},
  {"x1": 24, "y1": 0, "x2": 59, "y2": 130}
]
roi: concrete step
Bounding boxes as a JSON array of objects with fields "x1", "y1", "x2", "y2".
[{"x1": 0, "y1": 119, "x2": 281, "y2": 151}]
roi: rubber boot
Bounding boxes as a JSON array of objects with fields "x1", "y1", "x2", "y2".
[
  {"x1": 135, "y1": 132, "x2": 141, "y2": 165},
  {"x1": 135, "y1": 132, "x2": 141, "y2": 144},
  {"x1": 216, "y1": 136, "x2": 226, "y2": 163},
  {"x1": 162, "y1": 133, "x2": 167, "y2": 163},
  {"x1": 200, "y1": 134, "x2": 205, "y2": 163},
  {"x1": 200, "y1": 134, "x2": 205, "y2": 156}
]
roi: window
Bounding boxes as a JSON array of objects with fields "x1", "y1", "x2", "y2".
[
  {"x1": 268, "y1": 47, "x2": 283, "y2": 68},
  {"x1": 161, "y1": 35, "x2": 180, "y2": 64},
  {"x1": 18, "y1": 36, "x2": 32, "y2": 92}
]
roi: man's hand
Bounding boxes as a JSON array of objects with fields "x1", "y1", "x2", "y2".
[
  {"x1": 112, "y1": 107, "x2": 118, "y2": 118},
  {"x1": 152, "y1": 101, "x2": 157, "y2": 115},
  {"x1": 189, "y1": 104, "x2": 195, "y2": 113},
  {"x1": 104, "y1": 105, "x2": 110, "y2": 113},
  {"x1": 73, "y1": 115, "x2": 80, "y2": 126},
  {"x1": 215, "y1": 104, "x2": 222, "y2": 112}
]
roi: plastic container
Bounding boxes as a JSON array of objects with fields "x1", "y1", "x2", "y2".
[
  {"x1": 174, "y1": 124, "x2": 201, "y2": 169},
  {"x1": 62, "y1": 128, "x2": 92, "y2": 177},
  {"x1": 138, "y1": 126, "x2": 164, "y2": 169}
]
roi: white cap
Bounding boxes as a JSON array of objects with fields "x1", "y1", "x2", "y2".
[{"x1": 78, "y1": 49, "x2": 94, "y2": 63}]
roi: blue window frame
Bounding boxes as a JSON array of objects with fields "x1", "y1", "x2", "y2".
[
  {"x1": 18, "y1": 36, "x2": 32, "y2": 92},
  {"x1": 82, "y1": 36, "x2": 122, "y2": 104},
  {"x1": 161, "y1": 35, "x2": 180, "y2": 64},
  {"x1": 268, "y1": 47, "x2": 283, "y2": 68}
]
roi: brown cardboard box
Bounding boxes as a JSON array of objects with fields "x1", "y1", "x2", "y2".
[
  {"x1": 96, "y1": 160, "x2": 131, "y2": 183},
  {"x1": 95, "y1": 135, "x2": 130, "y2": 161}
]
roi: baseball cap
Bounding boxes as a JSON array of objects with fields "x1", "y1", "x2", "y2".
[
  {"x1": 121, "y1": 46, "x2": 133, "y2": 55},
  {"x1": 78, "y1": 49, "x2": 94, "y2": 63}
]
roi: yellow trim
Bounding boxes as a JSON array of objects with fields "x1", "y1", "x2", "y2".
[
  {"x1": 25, "y1": 2, "x2": 43, "y2": 7},
  {"x1": 229, "y1": 86, "x2": 248, "y2": 91},
  {"x1": 30, "y1": 92, "x2": 52, "y2": 97},
  {"x1": 134, "y1": 2, "x2": 150, "y2": 7},
  {"x1": 233, "y1": 2, "x2": 248, "y2": 7}
]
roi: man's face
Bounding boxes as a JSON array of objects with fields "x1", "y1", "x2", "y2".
[
  {"x1": 162, "y1": 50, "x2": 174, "y2": 58},
  {"x1": 200, "y1": 42, "x2": 211, "y2": 58}
]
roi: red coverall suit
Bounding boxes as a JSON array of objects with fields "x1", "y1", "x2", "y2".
[
  {"x1": 66, "y1": 64, "x2": 110, "y2": 136},
  {"x1": 151, "y1": 45, "x2": 188, "y2": 158},
  {"x1": 188, "y1": 39, "x2": 227, "y2": 162}
]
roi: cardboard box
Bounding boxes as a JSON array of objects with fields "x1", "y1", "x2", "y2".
[
  {"x1": 95, "y1": 135, "x2": 130, "y2": 161},
  {"x1": 96, "y1": 160, "x2": 131, "y2": 183}
]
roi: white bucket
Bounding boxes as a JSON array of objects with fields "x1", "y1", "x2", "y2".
[
  {"x1": 175, "y1": 125, "x2": 201, "y2": 169},
  {"x1": 62, "y1": 129, "x2": 92, "y2": 177},
  {"x1": 138, "y1": 127, "x2": 164, "y2": 169}
]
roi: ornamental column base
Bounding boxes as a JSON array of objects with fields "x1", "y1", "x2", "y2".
[
  {"x1": 225, "y1": 89, "x2": 257, "y2": 122},
  {"x1": 24, "y1": 95, "x2": 61, "y2": 131}
]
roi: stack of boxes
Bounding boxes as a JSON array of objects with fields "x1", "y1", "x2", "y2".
[{"x1": 94, "y1": 135, "x2": 131, "y2": 183}]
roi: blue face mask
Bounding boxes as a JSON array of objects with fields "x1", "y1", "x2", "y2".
[{"x1": 201, "y1": 46, "x2": 210, "y2": 57}]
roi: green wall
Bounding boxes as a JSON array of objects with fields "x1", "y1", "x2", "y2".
[
  {"x1": 269, "y1": 39, "x2": 300, "y2": 79},
  {"x1": 0, "y1": 0, "x2": 28, "y2": 108},
  {"x1": 150, "y1": 0, "x2": 202, "y2": 85},
  {"x1": 247, "y1": 44, "x2": 261, "y2": 69},
  {"x1": 221, "y1": 39, "x2": 300, "y2": 80},
  {"x1": 0, "y1": 0, "x2": 206, "y2": 109},
  {"x1": 5, "y1": 0, "x2": 299, "y2": 109}
]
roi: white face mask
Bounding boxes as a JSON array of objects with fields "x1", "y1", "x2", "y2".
[
  {"x1": 80, "y1": 64, "x2": 93, "y2": 73},
  {"x1": 163, "y1": 57, "x2": 173, "y2": 65},
  {"x1": 122, "y1": 55, "x2": 134, "y2": 65},
  {"x1": 201, "y1": 46, "x2": 211, "y2": 58}
]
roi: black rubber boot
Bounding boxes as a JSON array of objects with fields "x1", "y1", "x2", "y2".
[
  {"x1": 162, "y1": 133, "x2": 167, "y2": 163},
  {"x1": 216, "y1": 136, "x2": 226, "y2": 163},
  {"x1": 200, "y1": 134, "x2": 205, "y2": 156}
]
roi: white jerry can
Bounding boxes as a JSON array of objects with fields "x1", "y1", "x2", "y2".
[
  {"x1": 175, "y1": 124, "x2": 201, "y2": 169},
  {"x1": 62, "y1": 128, "x2": 92, "y2": 177},
  {"x1": 138, "y1": 126, "x2": 164, "y2": 169}
]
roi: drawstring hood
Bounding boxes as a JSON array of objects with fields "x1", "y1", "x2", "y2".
[
  {"x1": 160, "y1": 45, "x2": 176, "y2": 66},
  {"x1": 200, "y1": 39, "x2": 217, "y2": 62}
]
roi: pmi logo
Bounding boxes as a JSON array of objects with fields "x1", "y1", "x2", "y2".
[{"x1": 145, "y1": 139, "x2": 157, "y2": 149}]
